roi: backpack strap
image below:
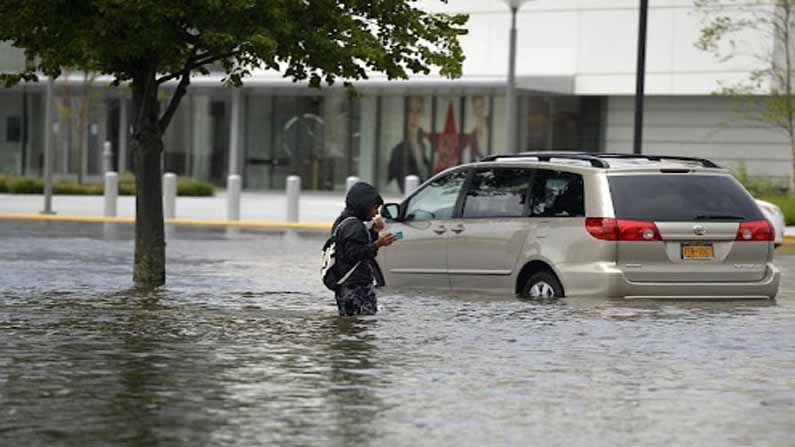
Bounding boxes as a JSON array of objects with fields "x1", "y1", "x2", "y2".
[
  {"x1": 337, "y1": 260, "x2": 362, "y2": 285},
  {"x1": 333, "y1": 216, "x2": 361, "y2": 238},
  {"x1": 332, "y1": 216, "x2": 367, "y2": 286}
]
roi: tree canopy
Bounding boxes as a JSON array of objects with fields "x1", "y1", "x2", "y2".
[
  {"x1": 1, "y1": 0, "x2": 468, "y2": 131},
  {"x1": 0, "y1": 0, "x2": 468, "y2": 288}
]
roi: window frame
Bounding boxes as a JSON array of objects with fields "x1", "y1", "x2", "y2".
[
  {"x1": 528, "y1": 168, "x2": 586, "y2": 218},
  {"x1": 457, "y1": 167, "x2": 536, "y2": 220},
  {"x1": 400, "y1": 167, "x2": 471, "y2": 222}
]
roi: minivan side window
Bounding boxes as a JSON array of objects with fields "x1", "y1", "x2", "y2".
[
  {"x1": 404, "y1": 170, "x2": 468, "y2": 221},
  {"x1": 461, "y1": 168, "x2": 533, "y2": 218},
  {"x1": 530, "y1": 170, "x2": 585, "y2": 217}
]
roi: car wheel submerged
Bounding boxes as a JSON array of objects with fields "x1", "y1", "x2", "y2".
[{"x1": 521, "y1": 272, "x2": 564, "y2": 299}]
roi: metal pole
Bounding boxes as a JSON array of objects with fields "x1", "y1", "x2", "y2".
[
  {"x1": 228, "y1": 88, "x2": 241, "y2": 176},
  {"x1": 102, "y1": 141, "x2": 113, "y2": 174},
  {"x1": 225, "y1": 89, "x2": 243, "y2": 222},
  {"x1": 505, "y1": 6, "x2": 519, "y2": 153},
  {"x1": 286, "y1": 175, "x2": 301, "y2": 222},
  {"x1": 633, "y1": 0, "x2": 649, "y2": 155},
  {"x1": 21, "y1": 87, "x2": 28, "y2": 175},
  {"x1": 118, "y1": 97, "x2": 128, "y2": 172},
  {"x1": 41, "y1": 79, "x2": 54, "y2": 214}
]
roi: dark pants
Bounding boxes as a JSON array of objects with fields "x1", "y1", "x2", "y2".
[{"x1": 335, "y1": 284, "x2": 378, "y2": 316}]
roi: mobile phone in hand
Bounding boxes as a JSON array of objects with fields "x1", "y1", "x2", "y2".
[{"x1": 394, "y1": 231, "x2": 403, "y2": 241}]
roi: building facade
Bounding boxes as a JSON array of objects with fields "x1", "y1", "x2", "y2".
[{"x1": 0, "y1": 0, "x2": 790, "y2": 192}]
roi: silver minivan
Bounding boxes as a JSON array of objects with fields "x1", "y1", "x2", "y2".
[{"x1": 379, "y1": 152, "x2": 780, "y2": 299}]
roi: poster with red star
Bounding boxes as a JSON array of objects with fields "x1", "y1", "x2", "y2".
[{"x1": 427, "y1": 97, "x2": 472, "y2": 174}]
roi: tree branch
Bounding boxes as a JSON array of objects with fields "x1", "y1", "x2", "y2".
[
  {"x1": 157, "y1": 47, "x2": 199, "y2": 134},
  {"x1": 158, "y1": 69, "x2": 190, "y2": 135},
  {"x1": 156, "y1": 49, "x2": 242, "y2": 84}
]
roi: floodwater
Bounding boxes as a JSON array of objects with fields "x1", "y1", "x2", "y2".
[{"x1": 0, "y1": 221, "x2": 793, "y2": 447}]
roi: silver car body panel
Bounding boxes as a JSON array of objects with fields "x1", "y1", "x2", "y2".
[
  {"x1": 756, "y1": 199, "x2": 786, "y2": 245},
  {"x1": 381, "y1": 218, "x2": 451, "y2": 287},
  {"x1": 379, "y1": 160, "x2": 780, "y2": 299}
]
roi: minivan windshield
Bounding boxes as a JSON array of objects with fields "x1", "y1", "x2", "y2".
[{"x1": 608, "y1": 174, "x2": 764, "y2": 222}]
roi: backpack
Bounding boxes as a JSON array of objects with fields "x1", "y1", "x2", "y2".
[{"x1": 321, "y1": 217, "x2": 363, "y2": 291}]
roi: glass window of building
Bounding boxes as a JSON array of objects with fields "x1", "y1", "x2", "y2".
[
  {"x1": 162, "y1": 95, "x2": 192, "y2": 176},
  {"x1": 525, "y1": 96, "x2": 551, "y2": 150},
  {"x1": 243, "y1": 93, "x2": 273, "y2": 189}
]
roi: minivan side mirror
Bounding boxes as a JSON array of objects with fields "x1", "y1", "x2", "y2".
[{"x1": 381, "y1": 203, "x2": 401, "y2": 221}]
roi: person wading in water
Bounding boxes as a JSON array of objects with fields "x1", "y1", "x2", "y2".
[{"x1": 329, "y1": 182, "x2": 397, "y2": 316}]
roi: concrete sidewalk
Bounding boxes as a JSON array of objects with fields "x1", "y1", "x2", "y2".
[
  {"x1": 4, "y1": 191, "x2": 795, "y2": 238},
  {"x1": 0, "y1": 191, "x2": 404, "y2": 227}
]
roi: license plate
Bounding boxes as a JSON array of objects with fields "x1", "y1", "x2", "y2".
[{"x1": 682, "y1": 243, "x2": 714, "y2": 259}]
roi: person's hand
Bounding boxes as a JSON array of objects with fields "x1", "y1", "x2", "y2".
[
  {"x1": 372, "y1": 216, "x2": 385, "y2": 232},
  {"x1": 376, "y1": 232, "x2": 397, "y2": 248}
]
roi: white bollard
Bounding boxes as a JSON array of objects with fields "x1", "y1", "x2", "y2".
[
  {"x1": 346, "y1": 176, "x2": 360, "y2": 192},
  {"x1": 163, "y1": 172, "x2": 177, "y2": 220},
  {"x1": 226, "y1": 174, "x2": 241, "y2": 221},
  {"x1": 102, "y1": 141, "x2": 113, "y2": 175},
  {"x1": 346, "y1": 176, "x2": 360, "y2": 193},
  {"x1": 404, "y1": 175, "x2": 420, "y2": 197},
  {"x1": 286, "y1": 175, "x2": 301, "y2": 222},
  {"x1": 103, "y1": 172, "x2": 118, "y2": 217}
]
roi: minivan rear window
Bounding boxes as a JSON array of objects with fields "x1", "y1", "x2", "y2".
[{"x1": 608, "y1": 175, "x2": 764, "y2": 222}]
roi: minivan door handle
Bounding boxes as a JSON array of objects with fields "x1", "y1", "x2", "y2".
[
  {"x1": 450, "y1": 224, "x2": 465, "y2": 234},
  {"x1": 433, "y1": 225, "x2": 447, "y2": 235}
]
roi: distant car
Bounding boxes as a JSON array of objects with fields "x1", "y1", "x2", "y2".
[
  {"x1": 379, "y1": 152, "x2": 779, "y2": 300},
  {"x1": 755, "y1": 199, "x2": 785, "y2": 247}
]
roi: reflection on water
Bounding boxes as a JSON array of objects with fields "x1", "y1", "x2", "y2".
[{"x1": 0, "y1": 221, "x2": 794, "y2": 447}]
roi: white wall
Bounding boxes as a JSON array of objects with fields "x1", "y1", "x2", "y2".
[
  {"x1": 605, "y1": 95, "x2": 792, "y2": 182},
  {"x1": 419, "y1": 0, "x2": 771, "y2": 95}
]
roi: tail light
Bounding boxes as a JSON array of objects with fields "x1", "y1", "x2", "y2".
[
  {"x1": 736, "y1": 219, "x2": 773, "y2": 241},
  {"x1": 586, "y1": 217, "x2": 619, "y2": 241},
  {"x1": 586, "y1": 217, "x2": 661, "y2": 241},
  {"x1": 617, "y1": 219, "x2": 663, "y2": 241}
]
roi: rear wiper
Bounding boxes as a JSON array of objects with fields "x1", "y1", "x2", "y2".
[{"x1": 693, "y1": 214, "x2": 745, "y2": 220}]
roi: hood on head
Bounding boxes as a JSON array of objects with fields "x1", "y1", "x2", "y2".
[{"x1": 345, "y1": 182, "x2": 383, "y2": 220}]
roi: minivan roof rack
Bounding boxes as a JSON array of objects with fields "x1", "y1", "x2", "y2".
[
  {"x1": 479, "y1": 151, "x2": 721, "y2": 169},
  {"x1": 479, "y1": 152, "x2": 610, "y2": 168},
  {"x1": 595, "y1": 153, "x2": 721, "y2": 168}
]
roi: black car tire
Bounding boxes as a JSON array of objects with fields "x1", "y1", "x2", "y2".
[{"x1": 521, "y1": 272, "x2": 564, "y2": 299}]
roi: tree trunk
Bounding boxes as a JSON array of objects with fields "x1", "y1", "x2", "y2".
[
  {"x1": 791, "y1": 141, "x2": 795, "y2": 194},
  {"x1": 130, "y1": 66, "x2": 166, "y2": 289}
]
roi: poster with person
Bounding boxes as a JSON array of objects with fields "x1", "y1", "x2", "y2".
[
  {"x1": 384, "y1": 95, "x2": 432, "y2": 193},
  {"x1": 462, "y1": 95, "x2": 491, "y2": 163}
]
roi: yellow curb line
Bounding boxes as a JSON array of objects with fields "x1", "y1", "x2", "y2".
[
  {"x1": 1, "y1": 212, "x2": 793, "y2": 242},
  {"x1": 0, "y1": 212, "x2": 332, "y2": 231}
]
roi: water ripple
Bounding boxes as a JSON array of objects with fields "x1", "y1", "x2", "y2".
[{"x1": 0, "y1": 221, "x2": 793, "y2": 447}]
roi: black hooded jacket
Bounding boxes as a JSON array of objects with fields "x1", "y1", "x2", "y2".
[{"x1": 330, "y1": 182, "x2": 386, "y2": 288}]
